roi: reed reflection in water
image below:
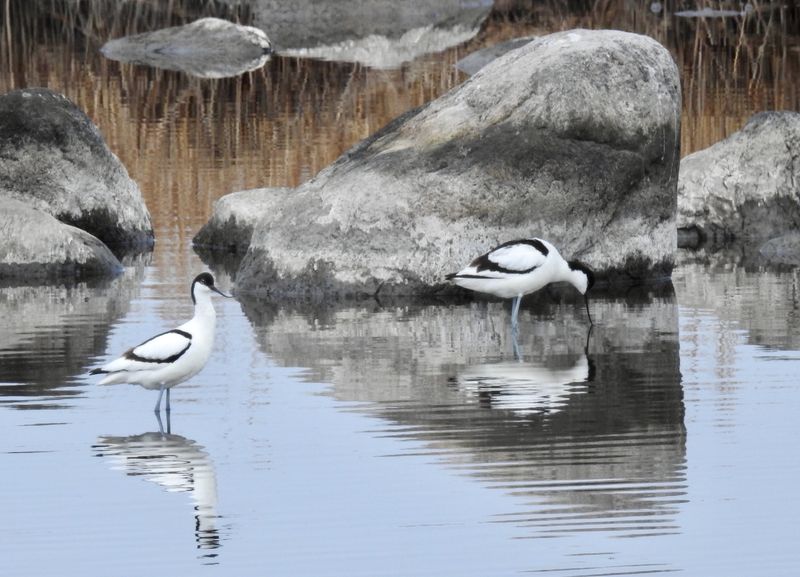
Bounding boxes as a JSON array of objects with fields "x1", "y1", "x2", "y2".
[{"x1": 241, "y1": 286, "x2": 685, "y2": 539}]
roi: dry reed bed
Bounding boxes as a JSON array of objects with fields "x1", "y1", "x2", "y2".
[{"x1": 1, "y1": 0, "x2": 798, "y2": 283}]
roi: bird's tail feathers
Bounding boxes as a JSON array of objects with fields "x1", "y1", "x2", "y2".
[{"x1": 95, "y1": 371, "x2": 130, "y2": 386}]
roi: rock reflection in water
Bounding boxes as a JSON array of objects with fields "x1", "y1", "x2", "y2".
[
  {"x1": 676, "y1": 254, "x2": 800, "y2": 351},
  {"x1": 93, "y1": 415, "x2": 220, "y2": 556},
  {"x1": 241, "y1": 287, "x2": 684, "y2": 537},
  {"x1": 100, "y1": 18, "x2": 273, "y2": 79},
  {"x1": 0, "y1": 260, "x2": 147, "y2": 408}
]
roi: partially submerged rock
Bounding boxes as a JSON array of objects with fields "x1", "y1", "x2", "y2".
[
  {"x1": 242, "y1": 0, "x2": 491, "y2": 49},
  {"x1": 678, "y1": 111, "x2": 800, "y2": 247},
  {"x1": 0, "y1": 88, "x2": 153, "y2": 249},
  {"x1": 0, "y1": 197, "x2": 122, "y2": 282},
  {"x1": 208, "y1": 29, "x2": 680, "y2": 298},
  {"x1": 281, "y1": 24, "x2": 480, "y2": 70},
  {"x1": 674, "y1": 6, "x2": 753, "y2": 18},
  {"x1": 101, "y1": 17, "x2": 272, "y2": 78},
  {"x1": 194, "y1": 188, "x2": 290, "y2": 253}
]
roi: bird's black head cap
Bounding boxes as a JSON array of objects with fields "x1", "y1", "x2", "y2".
[
  {"x1": 568, "y1": 260, "x2": 595, "y2": 293},
  {"x1": 191, "y1": 272, "x2": 215, "y2": 304},
  {"x1": 194, "y1": 272, "x2": 215, "y2": 286}
]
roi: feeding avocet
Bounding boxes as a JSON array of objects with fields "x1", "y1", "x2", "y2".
[{"x1": 446, "y1": 238, "x2": 594, "y2": 329}]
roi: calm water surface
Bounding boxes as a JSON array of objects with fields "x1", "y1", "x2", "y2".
[
  {"x1": 2, "y1": 2, "x2": 800, "y2": 576},
  {"x1": 3, "y1": 260, "x2": 800, "y2": 575}
]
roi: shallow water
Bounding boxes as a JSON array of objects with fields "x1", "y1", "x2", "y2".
[
  {"x1": 3, "y1": 262, "x2": 800, "y2": 575},
  {"x1": 3, "y1": 2, "x2": 800, "y2": 576}
]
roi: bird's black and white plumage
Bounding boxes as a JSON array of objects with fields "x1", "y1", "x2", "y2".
[
  {"x1": 446, "y1": 238, "x2": 595, "y2": 328},
  {"x1": 91, "y1": 273, "x2": 231, "y2": 412}
]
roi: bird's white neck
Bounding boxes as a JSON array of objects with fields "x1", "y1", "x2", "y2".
[
  {"x1": 192, "y1": 291, "x2": 217, "y2": 320},
  {"x1": 562, "y1": 264, "x2": 589, "y2": 295}
]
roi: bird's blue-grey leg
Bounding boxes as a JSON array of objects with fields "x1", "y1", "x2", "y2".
[
  {"x1": 511, "y1": 328, "x2": 522, "y2": 361},
  {"x1": 165, "y1": 387, "x2": 171, "y2": 413},
  {"x1": 510, "y1": 295, "x2": 522, "y2": 332},
  {"x1": 155, "y1": 411, "x2": 165, "y2": 436},
  {"x1": 154, "y1": 384, "x2": 165, "y2": 413}
]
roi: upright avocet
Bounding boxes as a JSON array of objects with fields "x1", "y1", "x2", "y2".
[
  {"x1": 91, "y1": 272, "x2": 232, "y2": 413},
  {"x1": 446, "y1": 238, "x2": 595, "y2": 329}
]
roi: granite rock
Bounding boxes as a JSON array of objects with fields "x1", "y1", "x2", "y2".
[
  {"x1": 0, "y1": 88, "x2": 153, "y2": 249},
  {"x1": 203, "y1": 29, "x2": 680, "y2": 297},
  {"x1": 0, "y1": 197, "x2": 122, "y2": 282},
  {"x1": 678, "y1": 111, "x2": 800, "y2": 247}
]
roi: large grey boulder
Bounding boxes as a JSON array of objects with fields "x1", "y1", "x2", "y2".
[
  {"x1": 101, "y1": 17, "x2": 272, "y2": 78},
  {"x1": 213, "y1": 29, "x2": 679, "y2": 298},
  {"x1": 678, "y1": 111, "x2": 800, "y2": 247},
  {"x1": 0, "y1": 197, "x2": 122, "y2": 282},
  {"x1": 0, "y1": 88, "x2": 153, "y2": 249}
]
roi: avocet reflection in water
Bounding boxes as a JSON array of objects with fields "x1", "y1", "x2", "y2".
[
  {"x1": 453, "y1": 346, "x2": 593, "y2": 416},
  {"x1": 453, "y1": 322, "x2": 595, "y2": 416},
  {"x1": 93, "y1": 413, "x2": 220, "y2": 557}
]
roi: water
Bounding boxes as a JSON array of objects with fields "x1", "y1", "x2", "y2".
[
  {"x1": 3, "y1": 262, "x2": 800, "y2": 575},
  {"x1": 3, "y1": 2, "x2": 800, "y2": 576}
]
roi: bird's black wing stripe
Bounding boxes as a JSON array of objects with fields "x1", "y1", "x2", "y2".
[
  {"x1": 471, "y1": 239, "x2": 548, "y2": 275},
  {"x1": 495, "y1": 238, "x2": 549, "y2": 256},
  {"x1": 473, "y1": 260, "x2": 539, "y2": 275},
  {"x1": 449, "y1": 274, "x2": 506, "y2": 280},
  {"x1": 123, "y1": 329, "x2": 193, "y2": 364}
]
